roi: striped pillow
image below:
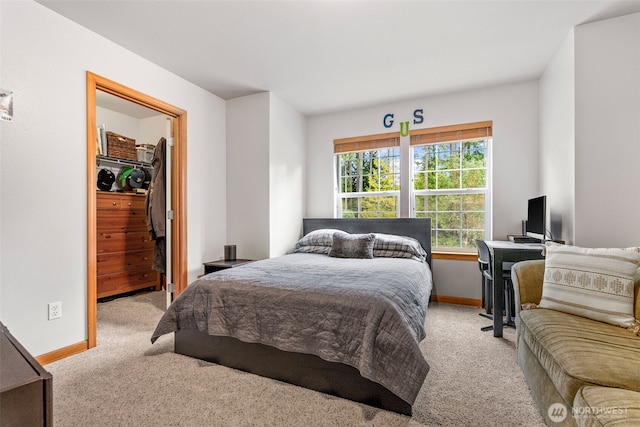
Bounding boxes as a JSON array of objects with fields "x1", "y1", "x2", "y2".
[
  {"x1": 293, "y1": 229, "x2": 341, "y2": 255},
  {"x1": 539, "y1": 243, "x2": 640, "y2": 328},
  {"x1": 373, "y1": 233, "x2": 427, "y2": 262}
]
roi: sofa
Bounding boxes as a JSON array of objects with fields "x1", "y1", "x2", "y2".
[{"x1": 512, "y1": 256, "x2": 640, "y2": 426}]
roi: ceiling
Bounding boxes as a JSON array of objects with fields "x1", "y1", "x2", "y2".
[
  {"x1": 95, "y1": 90, "x2": 164, "y2": 119},
  {"x1": 39, "y1": 0, "x2": 639, "y2": 116}
]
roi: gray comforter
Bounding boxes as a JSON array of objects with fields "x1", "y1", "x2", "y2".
[{"x1": 151, "y1": 253, "x2": 432, "y2": 404}]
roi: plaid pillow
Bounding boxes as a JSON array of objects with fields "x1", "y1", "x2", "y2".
[
  {"x1": 293, "y1": 229, "x2": 341, "y2": 255},
  {"x1": 373, "y1": 233, "x2": 427, "y2": 262}
]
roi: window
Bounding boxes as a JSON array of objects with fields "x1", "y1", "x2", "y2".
[
  {"x1": 337, "y1": 148, "x2": 401, "y2": 218},
  {"x1": 412, "y1": 139, "x2": 489, "y2": 249},
  {"x1": 335, "y1": 122, "x2": 492, "y2": 251}
]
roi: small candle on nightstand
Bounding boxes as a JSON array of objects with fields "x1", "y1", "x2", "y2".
[{"x1": 224, "y1": 245, "x2": 236, "y2": 261}]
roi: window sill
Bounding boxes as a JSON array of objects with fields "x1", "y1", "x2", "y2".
[{"x1": 432, "y1": 251, "x2": 477, "y2": 261}]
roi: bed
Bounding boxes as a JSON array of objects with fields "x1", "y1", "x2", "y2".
[{"x1": 151, "y1": 218, "x2": 433, "y2": 415}]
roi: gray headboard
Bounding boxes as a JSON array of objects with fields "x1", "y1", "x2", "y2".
[{"x1": 302, "y1": 218, "x2": 432, "y2": 266}]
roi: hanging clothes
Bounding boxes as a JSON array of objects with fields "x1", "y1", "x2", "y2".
[{"x1": 146, "y1": 137, "x2": 166, "y2": 273}]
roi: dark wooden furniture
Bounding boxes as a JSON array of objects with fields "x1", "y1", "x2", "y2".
[
  {"x1": 176, "y1": 217, "x2": 432, "y2": 415},
  {"x1": 476, "y1": 239, "x2": 519, "y2": 332},
  {"x1": 176, "y1": 332, "x2": 412, "y2": 414},
  {"x1": 96, "y1": 191, "x2": 159, "y2": 298},
  {"x1": 0, "y1": 322, "x2": 52, "y2": 426},
  {"x1": 484, "y1": 241, "x2": 544, "y2": 337},
  {"x1": 202, "y1": 259, "x2": 254, "y2": 275}
]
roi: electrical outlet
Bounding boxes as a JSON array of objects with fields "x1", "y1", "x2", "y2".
[{"x1": 48, "y1": 301, "x2": 62, "y2": 320}]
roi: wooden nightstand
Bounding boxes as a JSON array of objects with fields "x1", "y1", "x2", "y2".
[
  {"x1": 0, "y1": 322, "x2": 53, "y2": 426},
  {"x1": 203, "y1": 259, "x2": 254, "y2": 275}
]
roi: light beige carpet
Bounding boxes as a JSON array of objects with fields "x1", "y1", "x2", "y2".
[{"x1": 46, "y1": 291, "x2": 545, "y2": 426}]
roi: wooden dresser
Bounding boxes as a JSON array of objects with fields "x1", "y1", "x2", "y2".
[
  {"x1": 96, "y1": 191, "x2": 159, "y2": 299},
  {"x1": 0, "y1": 322, "x2": 52, "y2": 426}
]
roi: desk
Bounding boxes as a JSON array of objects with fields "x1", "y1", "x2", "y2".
[{"x1": 485, "y1": 241, "x2": 545, "y2": 337}]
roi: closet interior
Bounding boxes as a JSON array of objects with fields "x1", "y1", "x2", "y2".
[{"x1": 95, "y1": 91, "x2": 168, "y2": 300}]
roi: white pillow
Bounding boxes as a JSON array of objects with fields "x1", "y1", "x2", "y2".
[{"x1": 539, "y1": 243, "x2": 640, "y2": 328}]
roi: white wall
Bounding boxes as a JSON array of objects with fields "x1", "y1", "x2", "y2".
[
  {"x1": 0, "y1": 0, "x2": 226, "y2": 356},
  {"x1": 226, "y1": 92, "x2": 306, "y2": 260},
  {"x1": 575, "y1": 14, "x2": 640, "y2": 246},
  {"x1": 139, "y1": 115, "x2": 168, "y2": 148},
  {"x1": 269, "y1": 93, "x2": 306, "y2": 256},
  {"x1": 538, "y1": 13, "x2": 639, "y2": 247},
  {"x1": 96, "y1": 106, "x2": 142, "y2": 142},
  {"x1": 306, "y1": 81, "x2": 539, "y2": 299},
  {"x1": 226, "y1": 93, "x2": 271, "y2": 260},
  {"x1": 539, "y1": 30, "x2": 576, "y2": 244},
  {"x1": 96, "y1": 107, "x2": 167, "y2": 157},
  {"x1": 574, "y1": 13, "x2": 640, "y2": 247}
]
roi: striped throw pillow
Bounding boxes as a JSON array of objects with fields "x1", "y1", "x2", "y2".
[
  {"x1": 293, "y1": 229, "x2": 341, "y2": 255},
  {"x1": 539, "y1": 243, "x2": 640, "y2": 328},
  {"x1": 373, "y1": 233, "x2": 427, "y2": 262}
]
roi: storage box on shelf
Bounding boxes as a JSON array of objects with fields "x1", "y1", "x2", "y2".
[
  {"x1": 106, "y1": 131, "x2": 137, "y2": 161},
  {"x1": 136, "y1": 145, "x2": 155, "y2": 163}
]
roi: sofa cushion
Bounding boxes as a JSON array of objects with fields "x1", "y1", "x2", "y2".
[
  {"x1": 573, "y1": 386, "x2": 640, "y2": 426},
  {"x1": 519, "y1": 308, "x2": 640, "y2": 406},
  {"x1": 539, "y1": 244, "x2": 640, "y2": 329},
  {"x1": 635, "y1": 279, "x2": 640, "y2": 323}
]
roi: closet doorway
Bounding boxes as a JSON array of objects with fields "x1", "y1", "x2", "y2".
[{"x1": 86, "y1": 72, "x2": 188, "y2": 349}]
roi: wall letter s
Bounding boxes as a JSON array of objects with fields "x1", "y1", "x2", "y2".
[{"x1": 413, "y1": 109, "x2": 424, "y2": 124}]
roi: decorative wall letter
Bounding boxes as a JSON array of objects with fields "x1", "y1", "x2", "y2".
[
  {"x1": 413, "y1": 109, "x2": 424, "y2": 124},
  {"x1": 399, "y1": 121, "x2": 409, "y2": 137},
  {"x1": 381, "y1": 108, "x2": 424, "y2": 132},
  {"x1": 383, "y1": 113, "x2": 394, "y2": 128}
]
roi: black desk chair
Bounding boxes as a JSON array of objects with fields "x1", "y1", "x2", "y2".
[
  {"x1": 475, "y1": 240, "x2": 516, "y2": 332},
  {"x1": 476, "y1": 239, "x2": 493, "y2": 317}
]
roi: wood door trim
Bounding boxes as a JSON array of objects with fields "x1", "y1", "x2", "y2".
[{"x1": 86, "y1": 71, "x2": 188, "y2": 349}]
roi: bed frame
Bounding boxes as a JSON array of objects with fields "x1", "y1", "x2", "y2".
[{"x1": 175, "y1": 218, "x2": 432, "y2": 415}]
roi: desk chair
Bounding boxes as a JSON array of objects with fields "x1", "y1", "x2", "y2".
[
  {"x1": 476, "y1": 239, "x2": 494, "y2": 316},
  {"x1": 475, "y1": 240, "x2": 516, "y2": 332}
]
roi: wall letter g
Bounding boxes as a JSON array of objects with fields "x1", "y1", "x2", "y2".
[{"x1": 383, "y1": 113, "x2": 394, "y2": 128}]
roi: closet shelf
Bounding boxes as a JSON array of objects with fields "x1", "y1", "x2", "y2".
[{"x1": 97, "y1": 155, "x2": 152, "y2": 168}]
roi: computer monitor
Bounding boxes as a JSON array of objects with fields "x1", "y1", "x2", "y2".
[{"x1": 526, "y1": 195, "x2": 546, "y2": 242}]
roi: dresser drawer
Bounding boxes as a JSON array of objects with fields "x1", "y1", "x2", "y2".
[
  {"x1": 96, "y1": 231, "x2": 155, "y2": 253},
  {"x1": 97, "y1": 210, "x2": 147, "y2": 232},
  {"x1": 97, "y1": 192, "x2": 146, "y2": 211},
  {"x1": 97, "y1": 249, "x2": 154, "y2": 275},
  {"x1": 97, "y1": 269, "x2": 159, "y2": 299}
]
